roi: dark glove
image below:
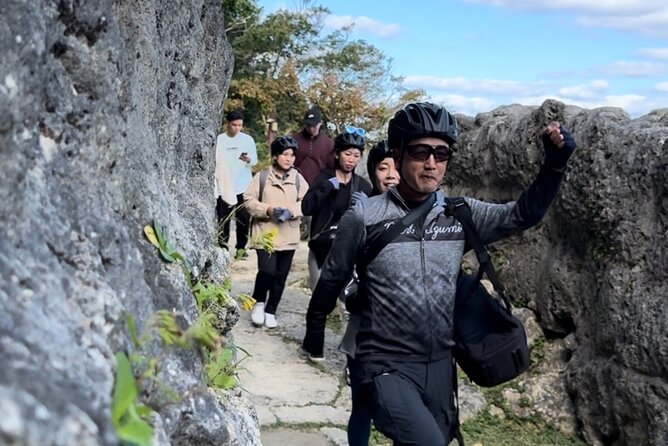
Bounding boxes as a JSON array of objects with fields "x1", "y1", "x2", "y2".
[
  {"x1": 328, "y1": 177, "x2": 340, "y2": 190},
  {"x1": 351, "y1": 191, "x2": 367, "y2": 205},
  {"x1": 271, "y1": 207, "x2": 286, "y2": 223},
  {"x1": 278, "y1": 208, "x2": 293, "y2": 222},
  {"x1": 542, "y1": 124, "x2": 576, "y2": 171}
]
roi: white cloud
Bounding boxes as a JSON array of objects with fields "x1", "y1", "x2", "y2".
[
  {"x1": 509, "y1": 92, "x2": 665, "y2": 117},
  {"x1": 462, "y1": 0, "x2": 668, "y2": 38},
  {"x1": 655, "y1": 81, "x2": 668, "y2": 92},
  {"x1": 464, "y1": 0, "x2": 665, "y2": 13},
  {"x1": 558, "y1": 79, "x2": 609, "y2": 99},
  {"x1": 600, "y1": 94, "x2": 647, "y2": 111},
  {"x1": 601, "y1": 61, "x2": 668, "y2": 77},
  {"x1": 324, "y1": 15, "x2": 400, "y2": 38},
  {"x1": 430, "y1": 94, "x2": 496, "y2": 115},
  {"x1": 578, "y1": 9, "x2": 668, "y2": 38},
  {"x1": 636, "y1": 48, "x2": 668, "y2": 59},
  {"x1": 404, "y1": 75, "x2": 546, "y2": 96}
]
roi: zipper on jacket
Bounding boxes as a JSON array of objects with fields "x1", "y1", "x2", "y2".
[
  {"x1": 419, "y1": 210, "x2": 441, "y2": 360},
  {"x1": 419, "y1": 218, "x2": 429, "y2": 359}
]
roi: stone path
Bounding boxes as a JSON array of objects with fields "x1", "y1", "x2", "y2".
[{"x1": 230, "y1": 241, "x2": 352, "y2": 446}]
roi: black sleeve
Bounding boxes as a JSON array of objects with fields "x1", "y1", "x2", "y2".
[
  {"x1": 356, "y1": 176, "x2": 373, "y2": 196},
  {"x1": 468, "y1": 165, "x2": 566, "y2": 245},
  {"x1": 515, "y1": 165, "x2": 565, "y2": 227},
  {"x1": 302, "y1": 172, "x2": 336, "y2": 216},
  {"x1": 302, "y1": 207, "x2": 365, "y2": 356}
]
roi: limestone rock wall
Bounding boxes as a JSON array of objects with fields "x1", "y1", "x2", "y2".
[
  {"x1": 447, "y1": 100, "x2": 668, "y2": 446},
  {"x1": 0, "y1": 1, "x2": 259, "y2": 445}
]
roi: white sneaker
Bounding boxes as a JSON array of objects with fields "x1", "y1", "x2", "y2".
[
  {"x1": 308, "y1": 353, "x2": 325, "y2": 363},
  {"x1": 251, "y1": 303, "x2": 265, "y2": 326},
  {"x1": 264, "y1": 313, "x2": 277, "y2": 329}
]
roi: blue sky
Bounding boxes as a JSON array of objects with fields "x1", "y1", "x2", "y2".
[{"x1": 256, "y1": 0, "x2": 668, "y2": 118}]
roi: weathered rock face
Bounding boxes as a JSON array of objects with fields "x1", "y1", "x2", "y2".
[
  {"x1": 0, "y1": 1, "x2": 260, "y2": 445},
  {"x1": 446, "y1": 101, "x2": 668, "y2": 446}
]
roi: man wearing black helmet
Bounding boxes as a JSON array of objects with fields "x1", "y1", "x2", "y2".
[{"x1": 302, "y1": 102, "x2": 576, "y2": 445}]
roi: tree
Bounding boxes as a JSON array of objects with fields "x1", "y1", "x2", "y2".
[{"x1": 221, "y1": 0, "x2": 426, "y2": 158}]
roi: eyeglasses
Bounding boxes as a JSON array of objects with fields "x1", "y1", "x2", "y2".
[
  {"x1": 405, "y1": 144, "x2": 454, "y2": 163},
  {"x1": 345, "y1": 125, "x2": 366, "y2": 136}
]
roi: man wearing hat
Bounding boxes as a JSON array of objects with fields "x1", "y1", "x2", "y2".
[
  {"x1": 214, "y1": 110, "x2": 258, "y2": 259},
  {"x1": 292, "y1": 107, "x2": 335, "y2": 186}
]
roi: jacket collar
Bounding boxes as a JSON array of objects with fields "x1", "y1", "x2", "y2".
[
  {"x1": 388, "y1": 187, "x2": 442, "y2": 212},
  {"x1": 301, "y1": 128, "x2": 320, "y2": 140}
]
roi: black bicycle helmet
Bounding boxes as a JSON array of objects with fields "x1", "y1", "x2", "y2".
[
  {"x1": 387, "y1": 102, "x2": 458, "y2": 149},
  {"x1": 270, "y1": 136, "x2": 298, "y2": 156},
  {"x1": 334, "y1": 132, "x2": 365, "y2": 152},
  {"x1": 366, "y1": 140, "x2": 392, "y2": 181}
]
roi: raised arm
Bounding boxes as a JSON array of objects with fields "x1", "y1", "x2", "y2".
[{"x1": 468, "y1": 122, "x2": 577, "y2": 244}]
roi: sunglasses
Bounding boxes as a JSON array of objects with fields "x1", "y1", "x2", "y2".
[
  {"x1": 405, "y1": 144, "x2": 454, "y2": 163},
  {"x1": 345, "y1": 125, "x2": 366, "y2": 136}
]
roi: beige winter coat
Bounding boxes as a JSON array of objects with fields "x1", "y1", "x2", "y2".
[{"x1": 244, "y1": 167, "x2": 308, "y2": 251}]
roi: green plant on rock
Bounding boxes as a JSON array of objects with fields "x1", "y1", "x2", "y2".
[
  {"x1": 123, "y1": 313, "x2": 185, "y2": 405},
  {"x1": 144, "y1": 220, "x2": 187, "y2": 265},
  {"x1": 151, "y1": 309, "x2": 186, "y2": 347},
  {"x1": 192, "y1": 280, "x2": 231, "y2": 312},
  {"x1": 111, "y1": 352, "x2": 153, "y2": 446},
  {"x1": 205, "y1": 343, "x2": 251, "y2": 390},
  {"x1": 184, "y1": 310, "x2": 222, "y2": 352},
  {"x1": 139, "y1": 220, "x2": 251, "y2": 396}
]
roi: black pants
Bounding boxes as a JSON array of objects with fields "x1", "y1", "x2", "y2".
[
  {"x1": 357, "y1": 354, "x2": 458, "y2": 445},
  {"x1": 216, "y1": 194, "x2": 250, "y2": 250},
  {"x1": 251, "y1": 249, "x2": 295, "y2": 315},
  {"x1": 347, "y1": 356, "x2": 372, "y2": 446}
]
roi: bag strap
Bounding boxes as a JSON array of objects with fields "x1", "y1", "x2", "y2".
[
  {"x1": 452, "y1": 357, "x2": 466, "y2": 446},
  {"x1": 447, "y1": 197, "x2": 513, "y2": 313},
  {"x1": 363, "y1": 193, "x2": 436, "y2": 267},
  {"x1": 258, "y1": 168, "x2": 270, "y2": 202}
]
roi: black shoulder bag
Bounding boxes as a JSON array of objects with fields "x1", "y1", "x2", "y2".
[{"x1": 447, "y1": 197, "x2": 530, "y2": 387}]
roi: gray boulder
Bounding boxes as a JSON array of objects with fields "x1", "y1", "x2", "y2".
[
  {"x1": 446, "y1": 100, "x2": 668, "y2": 445},
  {"x1": 0, "y1": 1, "x2": 258, "y2": 445}
]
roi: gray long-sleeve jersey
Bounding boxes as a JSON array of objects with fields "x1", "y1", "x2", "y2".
[{"x1": 303, "y1": 166, "x2": 565, "y2": 364}]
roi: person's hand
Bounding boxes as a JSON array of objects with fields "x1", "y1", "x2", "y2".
[
  {"x1": 351, "y1": 191, "x2": 367, "y2": 205},
  {"x1": 542, "y1": 122, "x2": 576, "y2": 171},
  {"x1": 266, "y1": 206, "x2": 274, "y2": 218},
  {"x1": 239, "y1": 152, "x2": 251, "y2": 163},
  {"x1": 271, "y1": 207, "x2": 286, "y2": 223},
  {"x1": 328, "y1": 177, "x2": 340, "y2": 189},
  {"x1": 279, "y1": 208, "x2": 293, "y2": 222}
]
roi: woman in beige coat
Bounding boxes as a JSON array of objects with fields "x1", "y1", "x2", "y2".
[{"x1": 244, "y1": 136, "x2": 308, "y2": 328}]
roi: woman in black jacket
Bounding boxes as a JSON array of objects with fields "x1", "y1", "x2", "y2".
[{"x1": 301, "y1": 127, "x2": 372, "y2": 291}]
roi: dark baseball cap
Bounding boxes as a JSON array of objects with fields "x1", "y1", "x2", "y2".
[{"x1": 303, "y1": 107, "x2": 322, "y2": 126}]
